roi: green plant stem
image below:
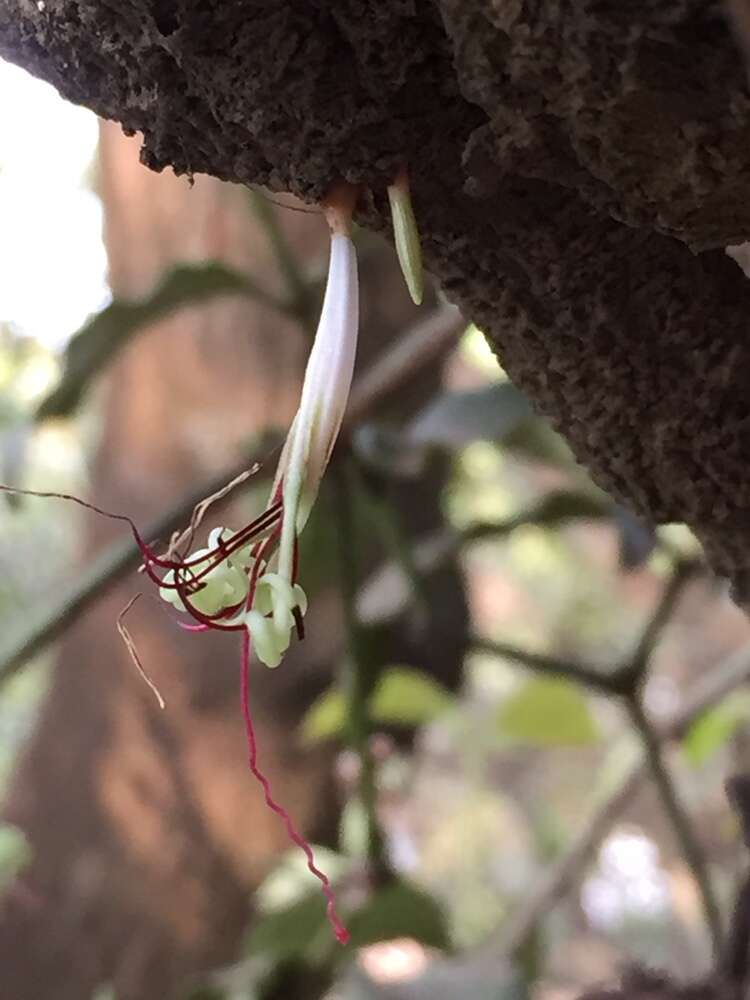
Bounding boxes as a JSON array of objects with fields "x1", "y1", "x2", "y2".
[
  {"x1": 364, "y1": 486, "x2": 431, "y2": 622},
  {"x1": 332, "y1": 462, "x2": 387, "y2": 879},
  {"x1": 626, "y1": 693, "x2": 723, "y2": 956}
]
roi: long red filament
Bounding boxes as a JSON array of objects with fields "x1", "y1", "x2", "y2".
[
  {"x1": 239, "y1": 630, "x2": 349, "y2": 944},
  {"x1": 0, "y1": 485, "x2": 283, "y2": 593},
  {"x1": 155, "y1": 502, "x2": 283, "y2": 591},
  {"x1": 0, "y1": 483, "x2": 339, "y2": 934}
]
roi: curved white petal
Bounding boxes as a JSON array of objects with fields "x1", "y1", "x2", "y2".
[{"x1": 276, "y1": 233, "x2": 359, "y2": 582}]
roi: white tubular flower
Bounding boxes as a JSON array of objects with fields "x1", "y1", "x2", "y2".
[
  {"x1": 248, "y1": 217, "x2": 357, "y2": 667},
  {"x1": 274, "y1": 228, "x2": 359, "y2": 582},
  {"x1": 154, "y1": 189, "x2": 359, "y2": 672}
]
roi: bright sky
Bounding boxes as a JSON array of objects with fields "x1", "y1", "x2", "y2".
[{"x1": 0, "y1": 57, "x2": 108, "y2": 348}]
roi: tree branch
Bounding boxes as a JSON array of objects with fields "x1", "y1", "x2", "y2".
[
  {"x1": 616, "y1": 559, "x2": 701, "y2": 690},
  {"x1": 499, "y1": 642, "x2": 750, "y2": 956},
  {"x1": 626, "y1": 693, "x2": 723, "y2": 955},
  {"x1": 470, "y1": 635, "x2": 623, "y2": 696}
]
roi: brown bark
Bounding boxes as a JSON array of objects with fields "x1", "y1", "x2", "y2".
[{"x1": 2, "y1": 1, "x2": 750, "y2": 593}]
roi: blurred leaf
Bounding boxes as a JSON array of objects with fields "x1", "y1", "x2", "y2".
[
  {"x1": 0, "y1": 422, "x2": 30, "y2": 507},
  {"x1": 521, "y1": 490, "x2": 610, "y2": 528},
  {"x1": 370, "y1": 667, "x2": 454, "y2": 727},
  {"x1": 301, "y1": 689, "x2": 347, "y2": 744},
  {"x1": 91, "y1": 987, "x2": 117, "y2": 1000},
  {"x1": 346, "y1": 882, "x2": 450, "y2": 950},
  {"x1": 246, "y1": 892, "x2": 331, "y2": 963},
  {"x1": 496, "y1": 677, "x2": 599, "y2": 747},
  {"x1": 406, "y1": 383, "x2": 533, "y2": 450},
  {"x1": 36, "y1": 262, "x2": 256, "y2": 420},
  {"x1": 183, "y1": 989, "x2": 225, "y2": 1000},
  {"x1": 502, "y1": 418, "x2": 577, "y2": 469},
  {"x1": 683, "y1": 701, "x2": 747, "y2": 767},
  {"x1": 352, "y1": 424, "x2": 426, "y2": 479},
  {"x1": 302, "y1": 668, "x2": 453, "y2": 745},
  {"x1": 0, "y1": 824, "x2": 31, "y2": 890}
]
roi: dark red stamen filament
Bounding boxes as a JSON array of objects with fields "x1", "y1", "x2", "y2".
[
  {"x1": 0, "y1": 483, "x2": 345, "y2": 938},
  {"x1": 240, "y1": 630, "x2": 349, "y2": 944}
]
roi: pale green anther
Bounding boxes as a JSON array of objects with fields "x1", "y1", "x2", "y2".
[
  {"x1": 158, "y1": 529, "x2": 250, "y2": 616},
  {"x1": 245, "y1": 609, "x2": 288, "y2": 669},
  {"x1": 254, "y1": 573, "x2": 307, "y2": 634},
  {"x1": 387, "y1": 172, "x2": 424, "y2": 306}
]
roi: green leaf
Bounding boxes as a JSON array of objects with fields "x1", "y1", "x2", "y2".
[
  {"x1": 346, "y1": 882, "x2": 449, "y2": 950},
  {"x1": 246, "y1": 892, "x2": 332, "y2": 963},
  {"x1": 36, "y1": 262, "x2": 259, "y2": 421},
  {"x1": 0, "y1": 824, "x2": 31, "y2": 890},
  {"x1": 528, "y1": 490, "x2": 610, "y2": 526},
  {"x1": 370, "y1": 667, "x2": 454, "y2": 727},
  {"x1": 406, "y1": 383, "x2": 533, "y2": 450},
  {"x1": 496, "y1": 677, "x2": 599, "y2": 747},
  {"x1": 503, "y1": 419, "x2": 579, "y2": 469},
  {"x1": 301, "y1": 689, "x2": 347, "y2": 744},
  {"x1": 683, "y1": 702, "x2": 745, "y2": 767},
  {"x1": 91, "y1": 987, "x2": 118, "y2": 1000}
]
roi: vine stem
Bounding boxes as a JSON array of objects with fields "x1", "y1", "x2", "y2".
[
  {"x1": 626, "y1": 693, "x2": 723, "y2": 956},
  {"x1": 500, "y1": 640, "x2": 750, "y2": 956},
  {"x1": 332, "y1": 462, "x2": 387, "y2": 879}
]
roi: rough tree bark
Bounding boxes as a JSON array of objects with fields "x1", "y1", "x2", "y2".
[{"x1": 2, "y1": 1, "x2": 749, "y2": 593}]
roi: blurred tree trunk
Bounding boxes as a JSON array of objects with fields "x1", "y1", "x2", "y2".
[
  {"x1": 0, "y1": 123, "x2": 466, "y2": 1000},
  {"x1": 0, "y1": 121, "x2": 333, "y2": 1000}
]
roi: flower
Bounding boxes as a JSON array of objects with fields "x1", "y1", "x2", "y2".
[
  {"x1": 0, "y1": 185, "x2": 363, "y2": 947},
  {"x1": 257, "y1": 223, "x2": 359, "y2": 662},
  {"x1": 152, "y1": 194, "x2": 358, "y2": 668},
  {"x1": 147, "y1": 189, "x2": 359, "y2": 944}
]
